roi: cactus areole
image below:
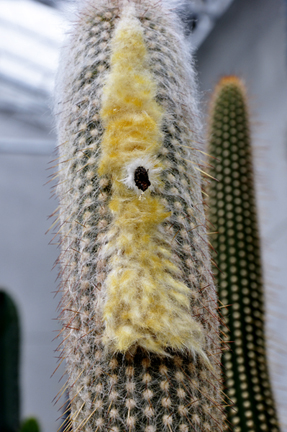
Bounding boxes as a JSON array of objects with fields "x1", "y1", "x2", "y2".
[{"x1": 54, "y1": 1, "x2": 224, "y2": 431}]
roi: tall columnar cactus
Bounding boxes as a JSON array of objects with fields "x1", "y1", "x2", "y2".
[
  {"x1": 206, "y1": 76, "x2": 281, "y2": 432},
  {"x1": 0, "y1": 290, "x2": 20, "y2": 432},
  {"x1": 54, "y1": 1, "x2": 224, "y2": 431}
]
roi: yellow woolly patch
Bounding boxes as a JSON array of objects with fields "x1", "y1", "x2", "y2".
[{"x1": 98, "y1": 11, "x2": 206, "y2": 357}]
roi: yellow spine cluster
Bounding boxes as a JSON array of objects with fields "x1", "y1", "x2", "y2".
[{"x1": 98, "y1": 12, "x2": 205, "y2": 358}]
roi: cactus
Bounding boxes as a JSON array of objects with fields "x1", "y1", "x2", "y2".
[
  {"x1": 206, "y1": 76, "x2": 281, "y2": 432},
  {"x1": 0, "y1": 290, "x2": 20, "y2": 432},
  {"x1": 20, "y1": 418, "x2": 40, "y2": 432},
  {"x1": 54, "y1": 1, "x2": 224, "y2": 431}
]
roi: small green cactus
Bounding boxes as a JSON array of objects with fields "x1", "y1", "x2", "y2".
[
  {"x1": 20, "y1": 418, "x2": 40, "y2": 432},
  {"x1": 0, "y1": 290, "x2": 20, "y2": 432},
  {"x1": 206, "y1": 76, "x2": 281, "y2": 432}
]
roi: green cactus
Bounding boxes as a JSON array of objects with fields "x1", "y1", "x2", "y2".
[
  {"x1": 54, "y1": 1, "x2": 224, "y2": 431},
  {"x1": 206, "y1": 76, "x2": 281, "y2": 432},
  {"x1": 20, "y1": 418, "x2": 40, "y2": 432},
  {"x1": 0, "y1": 290, "x2": 20, "y2": 432}
]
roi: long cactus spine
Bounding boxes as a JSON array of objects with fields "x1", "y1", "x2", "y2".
[
  {"x1": 54, "y1": 1, "x2": 224, "y2": 431},
  {"x1": 207, "y1": 76, "x2": 280, "y2": 432}
]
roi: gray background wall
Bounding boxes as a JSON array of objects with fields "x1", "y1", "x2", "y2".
[{"x1": 0, "y1": 0, "x2": 286, "y2": 431}]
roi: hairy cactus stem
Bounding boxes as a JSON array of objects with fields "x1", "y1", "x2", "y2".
[{"x1": 54, "y1": 1, "x2": 225, "y2": 431}]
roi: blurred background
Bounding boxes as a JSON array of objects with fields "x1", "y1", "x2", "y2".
[{"x1": 0, "y1": 0, "x2": 286, "y2": 431}]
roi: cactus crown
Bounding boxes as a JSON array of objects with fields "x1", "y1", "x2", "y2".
[{"x1": 20, "y1": 418, "x2": 41, "y2": 432}]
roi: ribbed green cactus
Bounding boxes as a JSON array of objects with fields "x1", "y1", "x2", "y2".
[
  {"x1": 54, "y1": 1, "x2": 224, "y2": 431},
  {"x1": 206, "y1": 76, "x2": 281, "y2": 432},
  {"x1": 0, "y1": 290, "x2": 20, "y2": 432}
]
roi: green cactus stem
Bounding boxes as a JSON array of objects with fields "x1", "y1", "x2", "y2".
[
  {"x1": 0, "y1": 290, "x2": 20, "y2": 432},
  {"x1": 20, "y1": 418, "x2": 40, "y2": 432},
  {"x1": 54, "y1": 1, "x2": 224, "y2": 431},
  {"x1": 206, "y1": 76, "x2": 281, "y2": 432}
]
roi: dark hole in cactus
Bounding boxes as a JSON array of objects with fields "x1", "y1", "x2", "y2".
[
  {"x1": 187, "y1": 14, "x2": 198, "y2": 32},
  {"x1": 134, "y1": 166, "x2": 150, "y2": 191}
]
